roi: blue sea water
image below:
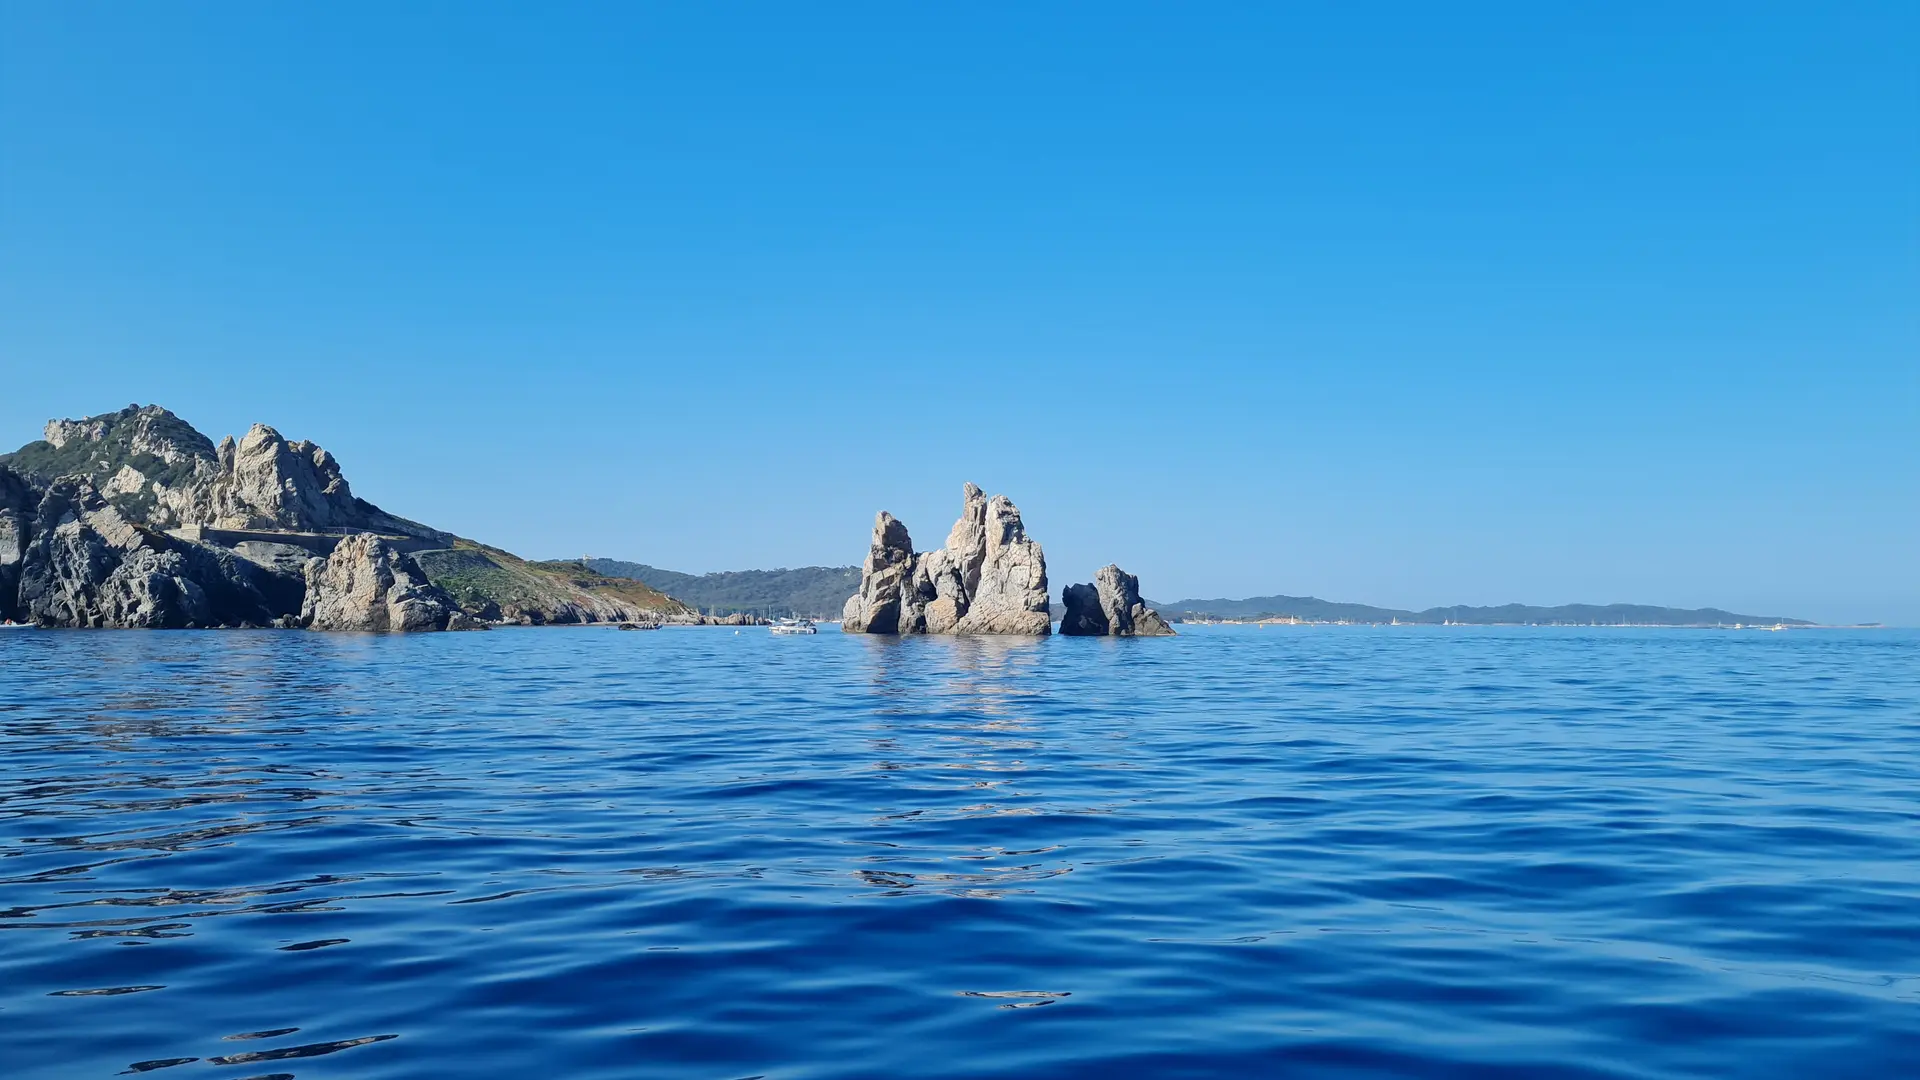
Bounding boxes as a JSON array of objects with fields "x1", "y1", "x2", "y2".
[{"x1": 1, "y1": 625, "x2": 1916, "y2": 1079}]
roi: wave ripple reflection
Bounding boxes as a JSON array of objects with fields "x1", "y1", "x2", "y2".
[{"x1": 2, "y1": 626, "x2": 1918, "y2": 1079}]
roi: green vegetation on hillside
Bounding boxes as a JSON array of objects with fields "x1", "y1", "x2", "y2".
[
  {"x1": 585, "y1": 559, "x2": 860, "y2": 618},
  {"x1": 411, "y1": 544, "x2": 687, "y2": 622},
  {"x1": 0, "y1": 406, "x2": 217, "y2": 488},
  {"x1": 526, "y1": 559, "x2": 681, "y2": 609},
  {"x1": 0, "y1": 407, "x2": 220, "y2": 520}
]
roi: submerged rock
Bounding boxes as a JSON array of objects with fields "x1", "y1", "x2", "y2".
[
  {"x1": 301, "y1": 533, "x2": 460, "y2": 632},
  {"x1": 445, "y1": 610, "x2": 490, "y2": 631},
  {"x1": 843, "y1": 484, "x2": 1050, "y2": 636},
  {"x1": 1059, "y1": 564, "x2": 1175, "y2": 637}
]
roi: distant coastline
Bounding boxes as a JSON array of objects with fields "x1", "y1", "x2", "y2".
[
  {"x1": 1150, "y1": 597, "x2": 1818, "y2": 628},
  {"x1": 578, "y1": 560, "x2": 1823, "y2": 628},
  {"x1": 1165, "y1": 618, "x2": 1871, "y2": 630},
  {"x1": 0, "y1": 404, "x2": 1839, "y2": 632}
]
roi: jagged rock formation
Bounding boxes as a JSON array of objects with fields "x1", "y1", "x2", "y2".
[
  {"x1": 843, "y1": 483, "x2": 1051, "y2": 636},
  {"x1": 0, "y1": 404, "x2": 696, "y2": 630},
  {"x1": 11, "y1": 477, "x2": 300, "y2": 628},
  {"x1": 842, "y1": 512, "x2": 916, "y2": 633},
  {"x1": 1060, "y1": 564, "x2": 1175, "y2": 637},
  {"x1": 3, "y1": 405, "x2": 441, "y2": 539},
  {"x1": 300, "y1": 534, "x2": 467, "y2": 632},
  {"x1": 208, "y1": 424, "x2": 441, "y2": 537}
]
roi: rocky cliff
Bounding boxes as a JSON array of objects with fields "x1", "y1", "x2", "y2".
[
  {"x1": 210, "y1": 424, "x2": 444, "y2": 537},
  {"x1": 0, "y1": 405, "x2": 694, "y2": 630},
  {"x1": 843, "y1": 483, "x2": 1051, "y2": 636},
  {"x1": 1060, "y1": 564, "x2": 1175, "y2": 637},
  {"x1": 7, "y1": 474, "x2": 300, "y2": 628},
  {"x1": 0, "y1": 467, "x2": 34, "y2": 623},
  {"x1": 6, "y1": 405, "x2": 443, "y2": 539}
]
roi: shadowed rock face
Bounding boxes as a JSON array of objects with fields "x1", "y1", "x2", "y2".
[
  {"x1": 12, "y1": 477, "x2": 299, "y2": 628},
  {"x1": 1060, "y1": 564, "x2": 1175, "y2": 637},
  {"x1": 844, "y1": 483, "x2": 1050, "y2": 636},
  {"x1": 301, "y1": 534, "x2": 464, "y2": 632},
  {"x1": 1059, "y1": 581, "x2": 1108, "y2": 635},
  {"x1": 0, "y1": 468, "x2": 34, "y2": 622}
]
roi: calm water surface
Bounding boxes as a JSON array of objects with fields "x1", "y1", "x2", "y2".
[{"x1": 2, "y1": 626, "x2": 1916, "y2": 1078}]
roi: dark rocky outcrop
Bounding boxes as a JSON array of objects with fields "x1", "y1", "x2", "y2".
[
  {"x1": 844, "y1": 483, "x2": 1050, "y2": 636},
  {"x1": 0, "y1": 467, "x2": 41, "y2": 622},
  {"x1": 14, "y1": 477, "x2": 300, "y2": 628},
  {"x1": 1059, "y1": 582, "x2": 1107, "y2": 636},
  {"x1": 1060, "y1": 564, "x2": 1175, "y2": 637}
]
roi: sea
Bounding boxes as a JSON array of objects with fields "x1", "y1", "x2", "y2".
[{"x1": 2, "y1": 625, "x2": 1916, "y2": 1079}]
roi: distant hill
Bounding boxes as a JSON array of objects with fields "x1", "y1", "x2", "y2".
[
  {"x1": 1156, "y1": 595, "x2": 1811, "y2": 626},
  {"x1": 586, "y1": 559, "x2": 860, "y2": 619},
  {"x1": 574, "y1": 560, "x2": 1807, "y2": 627}
]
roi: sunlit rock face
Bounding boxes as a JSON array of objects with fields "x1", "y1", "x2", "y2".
[
  {"x1": 844, "y1": 483, "x2": 1050, "y2": 636},
  {"x1": 300, "y1": 533, "x2": 460, "y2": 632}
]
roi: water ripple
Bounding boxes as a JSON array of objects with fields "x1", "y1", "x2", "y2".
[{"x1": 2, "y1": 625, "x2": 1918, "y2": 1078}]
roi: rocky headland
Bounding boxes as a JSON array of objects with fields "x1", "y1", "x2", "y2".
[{"x1": 0, "y1": 404, "x2": 698, "y2": 631}]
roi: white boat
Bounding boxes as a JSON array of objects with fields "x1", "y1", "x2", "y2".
[
  {"x1": 770, "y1": 618, "x2": 817, "y2": 635},
  {"x1": 0, "y1": 622, "x2": 36, "y2": 630}
]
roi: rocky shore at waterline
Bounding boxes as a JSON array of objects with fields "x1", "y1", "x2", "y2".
[
  {"x1": 1061, "y1": 564, "x2": 1176, "y2": 637},
  {"x1": 841, "y1": 483, "x2": 1173, "y2": 638},
  {"x1": 0, "y1": 405, "x2": 699, "y2": 631}
]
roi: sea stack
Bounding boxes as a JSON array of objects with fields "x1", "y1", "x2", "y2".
[
  {"x1": 843, "y1": 483, "x2": 1051, "y2": 636},
  {"x1": 841, "y1": 512, "x2": 916, "y2": 634},
  {"x1": 1060, "y1": 564, "x2": 1175, "y2": 637}
]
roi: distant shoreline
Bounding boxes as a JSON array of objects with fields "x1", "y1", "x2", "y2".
[{"x1": 1168, "y1": 619, "x2": 1883, "y2": 630}]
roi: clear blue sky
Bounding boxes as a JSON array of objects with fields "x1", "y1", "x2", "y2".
[{"x1": 2, "y1": 3, "x2": 1915, "y2": 624}]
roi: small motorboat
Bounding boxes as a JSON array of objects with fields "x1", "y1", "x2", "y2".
[
  {"x1": 770, "y1": 618, "x2": 817, "y2": 635},
  {"x1": 0, "y1": 621, "x2": 36, "y2": 630},
  {"x1": 618, "y1": 620, "x2": 661, "y2": 631}
]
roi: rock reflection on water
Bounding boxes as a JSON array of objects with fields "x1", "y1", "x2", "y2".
[{"x1": 848, "y1": 634, "x2": 1094, "y2": 899}]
